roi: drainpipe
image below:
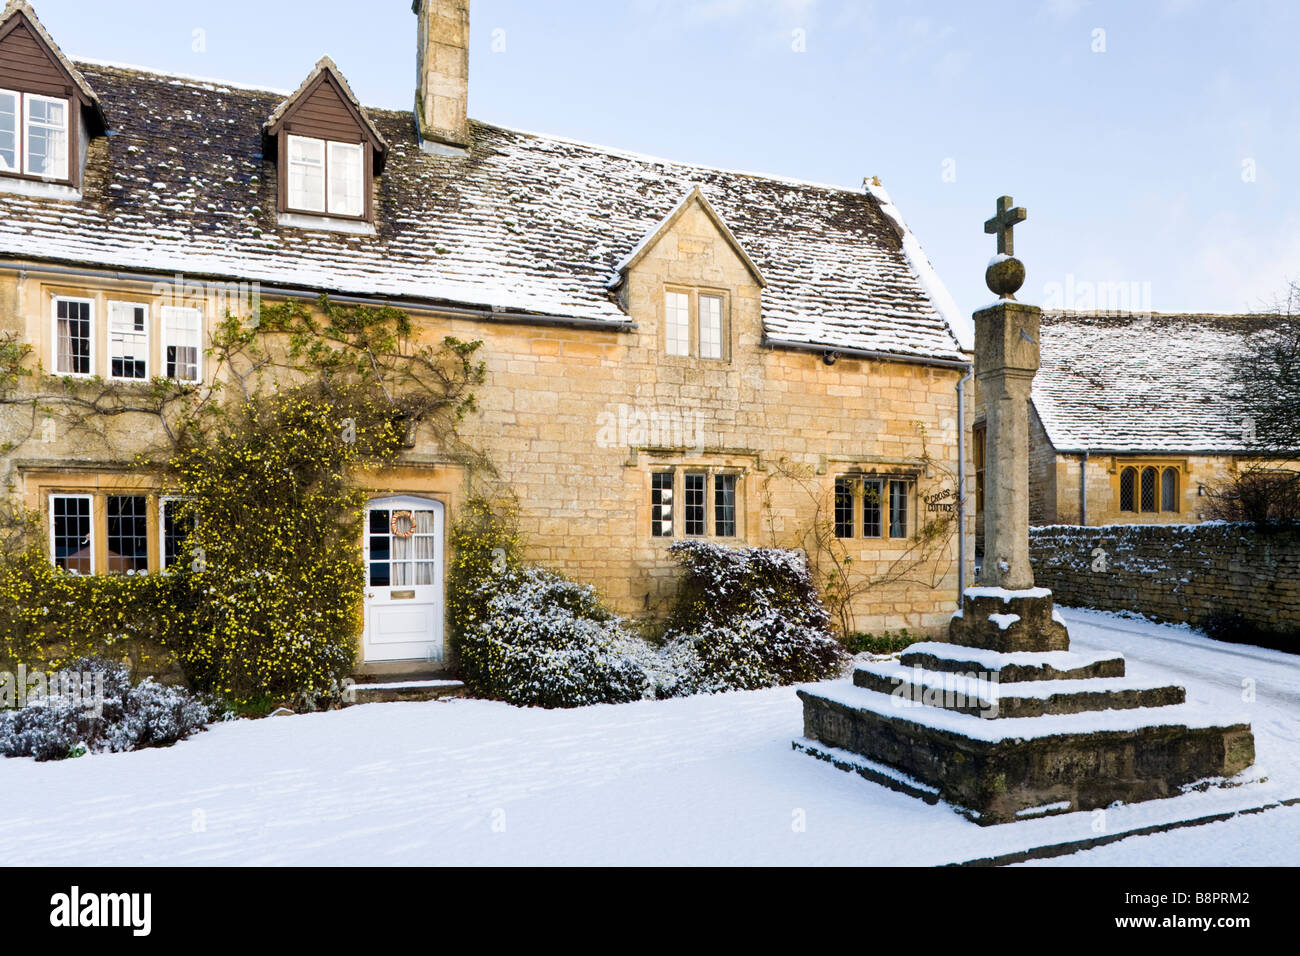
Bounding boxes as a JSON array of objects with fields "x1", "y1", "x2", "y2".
[
  {"x1": 1080, "y1": 451, "x2": 1090, "y2": 526},
  {"x1": 955, "y1": 364, "x2": 974, "y2": 608}
]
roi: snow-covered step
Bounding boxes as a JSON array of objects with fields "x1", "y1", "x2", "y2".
[
  {"x1": 900, "y1": 641, "x2": 1126, "y2": 682},
  {"x1": 350, "y1": 680, "x2": 465, "y2": 704},
  {"x1": 797, "y1": 680, "x2": 1255, "y2": 825},
  {"x1": 853, "y1": 660, "x2": 1184, "y2": 719}
]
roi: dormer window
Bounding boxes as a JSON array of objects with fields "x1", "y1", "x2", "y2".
[
  {"x1": 23, "y1": 92, "x2": 67, "y2": 178},
  {"x1": 0, "y1": 3, "x2": 107, "y2": 190},
  {"x1": 265, "y1": 57, "x2": 388, "y2": 228},
  {"x1": 0, "y1": 90, "x2": 67, "y2": 178},
  {"x1": 286, "y1": 135, "x2": 364, "y2": 217}
]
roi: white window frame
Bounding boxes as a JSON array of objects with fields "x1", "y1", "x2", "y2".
[
  {"x1": 664, "y1": 290, "x2": 691, "y2": 357},
  {"x1": 52, "y1": 295, "x2": 95, "y2": 378},
  {"x1": 22, "y1": 92, "x2": 69, "y2": 181},
  {"x1": 286, "y1": 134, "x2": 327, "y2": 214},
  {"x1": 107, "y1": 300, "x2": 150, "y2": 381},
  {"x1": 698, "y1": 293, "x2": 725, "y2": 360},
  {"x1": 159, "y1": 496, "x2": 194, "y2": 572},
  {"x1": 49, "y1": 493, "x2": 94, "y2": 575},
  {"x1": 161, "y1": 305, "x2": 203, "y2": 383},
  {"x1": 326, "y1": 140, "x2": 365, "y2": 217},
  {"x1": 0, "y1": 87, "x2": 18, "y2": 175}
]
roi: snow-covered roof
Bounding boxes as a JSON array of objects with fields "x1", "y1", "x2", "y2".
[
  {"x1": 0, "y1": 60, "x2": 967, "y2": 364},
  {"x1": 1032, "y1": 311, "x2": 1296, "y2": 454}
]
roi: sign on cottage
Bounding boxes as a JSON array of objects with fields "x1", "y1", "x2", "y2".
[{"x1": 924, "y1": 488, "x2": 957, "y2": 514}]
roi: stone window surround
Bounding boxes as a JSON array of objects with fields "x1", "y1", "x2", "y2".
[
  {"x1": 659, "y1": 284, "x2": 731, "y2": 363},
  {"x1": 45, "y1": 489, "x2": 150, "y2": 575},
  {"x1": 832, "y1": 472, "x2": 919, "y2": 542},
  {"x1": 1110, "y1": 458, "x2": 1186, "y2": 514},
  {"x1": 40, "y1": 281, "x2": 208, "y2": 384},
  {"x1": 43, "y1": 489, "x2": 201, "y2": 576},
  {"x1": 646, "y1": 463, "x2": 745, "y2": 541}
]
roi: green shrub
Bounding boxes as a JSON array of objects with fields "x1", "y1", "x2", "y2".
[
  {"x1": 0, "y1": 544, "x2": 192, "y2": 678},
  {"x1": 656, "y1": 541, "x2": 846, "y2": 695},
  {"x1": 165, "y1": 393, "x2": 401, "y2": 705},
  {"x1": 458, "y1": 566, "x2": 652, "y2": 708},
  {"x1": 845, "y1": 630, "x2": 921, "y2": 656}
]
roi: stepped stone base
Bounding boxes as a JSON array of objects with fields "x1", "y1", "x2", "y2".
[
  {"x1": 799, "y1": 684, "x2": 1255, "y2": 824},
  {"x1": 852, "y1": 662, "x2": 1185, "y2": 719},
  {"x1": 901, "y1": 643, "x2": 1126, "y2": 682},
  {"x1": 798, "y1": 587, "x2": 1257, "y2": 824}
]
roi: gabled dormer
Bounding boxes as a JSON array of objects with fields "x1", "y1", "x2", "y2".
[
  {"x1": 263, "y1": 56, "x2": 388, "y2": 229},
  {"x1": 0, "y1": 0, "x2": 106, "y2": 193}
]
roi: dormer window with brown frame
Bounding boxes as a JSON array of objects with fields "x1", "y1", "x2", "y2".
[
  {"x1": 0, "y1": 2, "x2": 107, "y2": 192},
  {"x1": 264, "y1": 56, "x2": 388, "y2": 230}
]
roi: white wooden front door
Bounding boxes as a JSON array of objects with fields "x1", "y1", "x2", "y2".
[{"x1": 363, "y1": 497, "x2": 445, "y2": 663}]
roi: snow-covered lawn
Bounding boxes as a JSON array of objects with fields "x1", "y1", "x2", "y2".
[{"x1": 2, "y1": 608, "x2": 1298, "y2": 866}]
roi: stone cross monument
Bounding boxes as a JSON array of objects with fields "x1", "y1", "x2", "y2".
[
  {"x1": 977, "y1": 196, "x2": 1038, "y2": 591},
  {"x1": 947, "y1": 196, "x2": 1070, "y2": 652},
  {"x1": 795, "y1": 193, "x2": 1255, "y2": 824}
]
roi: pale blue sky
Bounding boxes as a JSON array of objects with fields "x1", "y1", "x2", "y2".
[{"x1": 32, "y1": 0, "x2": 1300, "y2": 318}]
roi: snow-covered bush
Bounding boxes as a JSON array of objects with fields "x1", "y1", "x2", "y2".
[
  {"x1": 459, "y1": 567, "x2": 652, "y2": 708},
  {"x1": 0, "y1": 658, "x2": 214, "y2": 762},
  {"x1": 656, "y1": 541, "x2": 845, "y2": 696}
]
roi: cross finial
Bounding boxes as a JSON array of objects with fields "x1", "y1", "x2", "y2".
[{"x1": 984, "y1": 195, "x2": 1027, "y2": 257}]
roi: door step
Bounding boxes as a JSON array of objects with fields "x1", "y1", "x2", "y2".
[{"x1": 348, "y1": 679, "x2": 466, "y2": 704}]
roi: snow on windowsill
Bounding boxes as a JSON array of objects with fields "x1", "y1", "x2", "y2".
[
  {"x1": 0, "y1": 176, "x2": 81, "y2": 201},
  {"x1": 277, "y1": 211, "x2": 377, "y2": 236}
]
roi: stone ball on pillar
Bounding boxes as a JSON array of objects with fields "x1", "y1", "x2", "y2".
[{"x1": 986, "y1": 255, "x2": 1025, "y2": 299}]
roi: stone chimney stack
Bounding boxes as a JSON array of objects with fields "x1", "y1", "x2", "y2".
[{"x1": 413, "y1": 0, "x2": 470, "y2": 150}]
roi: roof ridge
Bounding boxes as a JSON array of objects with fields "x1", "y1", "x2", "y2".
[{"x1": 72, "y1": 59, "x2": 873, "y2": 197}]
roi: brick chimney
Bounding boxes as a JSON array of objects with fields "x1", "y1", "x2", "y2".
[{"x1": 413, "y1": 0, "x2": 470, "y2": 151}]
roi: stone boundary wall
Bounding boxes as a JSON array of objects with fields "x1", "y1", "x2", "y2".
[{"x1": 1029, "y1": 522, "x2": 1300, "y2": 633}]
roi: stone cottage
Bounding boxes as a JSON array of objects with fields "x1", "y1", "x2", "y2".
[
  {"x1": 0, "y1": 0, "x2": 974, "y2": 674},
  {"x1": 1016, "y1": 310, "x2": 1299, "y2": 528}
]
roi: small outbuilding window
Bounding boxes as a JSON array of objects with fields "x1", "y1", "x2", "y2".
[{"x1": 1119, "y1": 464, "x2": 1180, "y2": 514}]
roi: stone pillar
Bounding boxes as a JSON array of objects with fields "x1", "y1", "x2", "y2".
[{"x1": 974, "y1": 300, "x2": 1041, "y2": 590}]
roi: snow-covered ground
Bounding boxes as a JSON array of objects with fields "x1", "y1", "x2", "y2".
[{"x1": 1, "y1": 608, "x2": 1297, "y2": 866}]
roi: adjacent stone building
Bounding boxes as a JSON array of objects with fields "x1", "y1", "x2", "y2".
[
  {"x1": 1019, "y1": 310, "x2": 1298, "y2": 527},
  {"x1": 0, "y1": 1, "x2": 975, "y2": 672}
]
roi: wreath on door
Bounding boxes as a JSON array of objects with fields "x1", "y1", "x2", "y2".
[{"x1": 390, "y1": 510, "x2": 417, "y2": 539}]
